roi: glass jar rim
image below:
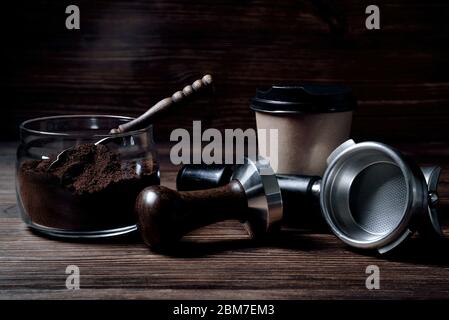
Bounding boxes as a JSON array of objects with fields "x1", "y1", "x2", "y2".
[{"x1": 19, "y1": 114, "x2": 152, "y2": 138}]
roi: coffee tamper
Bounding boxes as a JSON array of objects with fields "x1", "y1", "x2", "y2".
[
  {"x1": 178, "y1": 164, "x2": 322, "y2": 227},
  {"x1": 177, "y1": 140, "x2": 443, "y2": 254},
  {"x1": 135, "y1": 158, "x2": 282, "y2": 249}
]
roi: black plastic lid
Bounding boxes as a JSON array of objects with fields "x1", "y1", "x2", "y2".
[{"x1": 250, "y1": 84, "x2": 356, "y2": 114}]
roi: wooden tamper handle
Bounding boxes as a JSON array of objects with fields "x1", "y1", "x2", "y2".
[
  {"x1": 110, "y1": 74, "x2": 213, "y2": 134},
  {"x1": 135, "y1": 180, "x2": 248, "y2": 249}
]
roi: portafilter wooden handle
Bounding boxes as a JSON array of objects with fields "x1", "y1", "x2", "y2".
[
  {"x1": 135, "y1": 180, "x2": 248, "y2": 249},
  {"x1": 110, "y1": 74, "x2": 213, "y2": 134}
]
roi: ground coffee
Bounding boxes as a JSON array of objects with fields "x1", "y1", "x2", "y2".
[{"x1": 18, "y1": 144, "x2": 159, "y2": 231}]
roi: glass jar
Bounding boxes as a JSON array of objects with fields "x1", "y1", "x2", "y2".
[{"x1": 16, "y1": 115, "x2": 160, "y2": 238}]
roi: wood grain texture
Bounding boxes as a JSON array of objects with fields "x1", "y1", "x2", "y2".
[
  {"x1": 2, "y1": 142, "x2": 449, "y2": 300},
  {"x1": 2, "y1": 1, "x2": 449, "y2": 142}
]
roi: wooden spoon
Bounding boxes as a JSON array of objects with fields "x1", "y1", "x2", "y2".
[{"x1": 48, "y1": 74, "x2": 213, "y2": 170}]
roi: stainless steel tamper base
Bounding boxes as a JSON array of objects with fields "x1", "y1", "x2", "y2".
[
  {"x1": 320, "y1": 139, "x2": 441, "y2": 254},
  {"x1": 232, "y1": 157, "x2": 283, "y2": 237}
]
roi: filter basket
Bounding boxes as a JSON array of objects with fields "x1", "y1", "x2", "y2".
[{"x1": 320, "y1": 140, "x2": 435, "y2": 253}]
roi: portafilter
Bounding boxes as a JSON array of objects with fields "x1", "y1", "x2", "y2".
[
  {"x1": 177, "y1": 140, "x2": 442, "y2": 254},
  {"x1": 319, "y1": 139, "x2": 441, "y2": 253}
]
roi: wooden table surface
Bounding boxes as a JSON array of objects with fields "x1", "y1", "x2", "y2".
[{"x1": 1, "y1": 141, "x2": 449, "y2": 300}]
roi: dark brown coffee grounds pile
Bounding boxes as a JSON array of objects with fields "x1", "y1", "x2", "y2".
[
  {"x1": 18, "y1": 143, "x2": 159, "y2": 231},
  {"x1": 22, "y1": 144, "x2": 145, "y2": 195}
]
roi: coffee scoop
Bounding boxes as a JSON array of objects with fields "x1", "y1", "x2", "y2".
[
  {"x1": 48, "y1": 75, "x2": 213, "y2": 169},
  {"x1": 135, "y1": 157, "x2": 282, "y2": 249},
  {"x1": 177, "y1": 140, "x2": 443, "y2": 254}
]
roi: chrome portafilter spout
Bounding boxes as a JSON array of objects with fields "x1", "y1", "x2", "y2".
[
  {"x1": 177, "y1": 140, "x2": 443, "y2": 254},
  {"x1": 134, "y1": 158, "x2": 282, "y2": 250},
  {"x1": 419, "y1": 166, "x2": 442, "y2": 239}
]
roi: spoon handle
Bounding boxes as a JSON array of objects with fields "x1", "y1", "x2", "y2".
[
  {"x1": 110, "y1": 74, "x2": 213, "y2": 134},
  {"x1": 135, "y1": 180, "x2": 248, "y2": 249}
]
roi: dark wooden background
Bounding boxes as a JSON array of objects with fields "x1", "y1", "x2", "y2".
[
  {"x1": 2, "y1": 0, "x2": 449, "y2": 142},
  {"x1": 2, "y1": 1, "x2": 449, "y2": 300}
]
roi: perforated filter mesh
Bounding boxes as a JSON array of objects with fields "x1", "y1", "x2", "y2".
[{"x1": 349, "y1": 163, "x2": 408, "y2": 235}]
